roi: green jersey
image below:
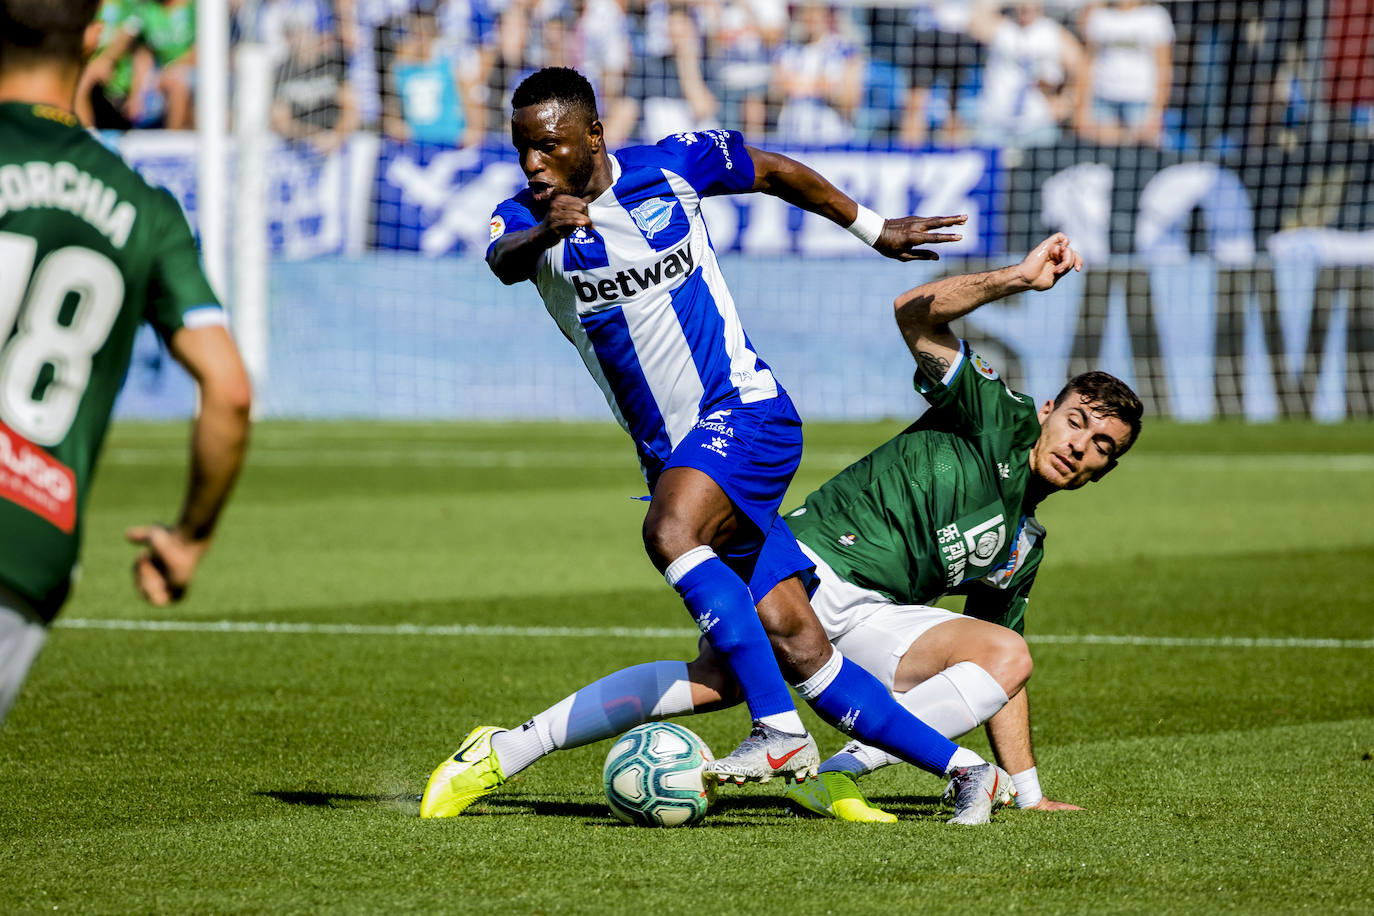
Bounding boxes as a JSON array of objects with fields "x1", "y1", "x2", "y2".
[
  {"x1": 96, "y1": 0, "x2": 138, "y2": 98},
  {"x1": 129, "y1": 0, "x2": 196, "y2": 68},
  {"x1": 787, "y1": 342, "x2": 1047, "y2": 633},
  {"x1": 0, "y1": 102, "x2": 222, "y2": 621}
]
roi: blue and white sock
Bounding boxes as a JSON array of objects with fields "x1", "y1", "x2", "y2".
[
  {"x1": 795, "y1": 650, "x2": 981, "y2": 776},
  {"x1": 492, "y1": 661, "x2": 694, "y2": 776},
  {"x1": 824, "y1": 661, "x2": 1010, "y2": 776},
  {"x1": 666, "y1": 546, "x2": 804, "y2": 734}
]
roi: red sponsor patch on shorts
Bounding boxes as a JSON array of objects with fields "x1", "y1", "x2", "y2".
[{"x1": 0, "y1": 420, "x2": 76, "y2": 533}]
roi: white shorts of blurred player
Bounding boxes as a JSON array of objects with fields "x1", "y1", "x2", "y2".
[
  {"x1": 0, "y1": 589, "x2": 47, "y2": 726},
  {"x1": 800, "y1": 541, "x2": 960, "y2": 693}
]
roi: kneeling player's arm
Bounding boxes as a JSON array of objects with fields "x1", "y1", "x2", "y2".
[
  {"x1": 894, "y1": 236, "x2": 1081, "y2": 381},
  {"x1": 986, "y1": 688, "x2": 1036, "y2": 776},
  {"x1": 168, "y1": 325, "x2": 253, "y2": 543}
]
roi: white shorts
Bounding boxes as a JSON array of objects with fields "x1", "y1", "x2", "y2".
[
  {"x1": 0, "y1": 592, "x2": 47, "y2": 726},
  {"x1": 801, "y1": 542, "x2": 960, "y2": 693}
]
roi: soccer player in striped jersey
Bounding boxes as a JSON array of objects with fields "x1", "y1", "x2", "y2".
[
  {"x1": 0, "y1": 0, "x2": 252, "y2": 726},
  {"x1": 422, "y1": 235, "x2": 1139, "y2": 825},
  {"x1": 421, "y1": 65, "x2": 982, "y2": 816}
]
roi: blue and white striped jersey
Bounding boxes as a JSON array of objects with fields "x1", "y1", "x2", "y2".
[{"x1": 488, "y1": 129, "x2": 784, "y2": 478}]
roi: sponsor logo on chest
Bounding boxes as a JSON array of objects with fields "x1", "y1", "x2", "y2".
[
  {"x1": 569, "y1": 240, "x2": 696, "y2": 304},
  {"x1": 934, "y1": 506, "x2": 1008, "y2": 587}
]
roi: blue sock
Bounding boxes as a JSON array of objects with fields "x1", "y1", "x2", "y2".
[
  {"x1": 667, "y1": 547, "x2": 795, "y2": 723},
  {"x1": 801, "y1": 655, "x2": 957, "y2": 776}
]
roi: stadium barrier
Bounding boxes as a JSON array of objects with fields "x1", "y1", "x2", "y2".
[{"x1": 109, "y1": 132, "x2": 1372, "y2": 422}]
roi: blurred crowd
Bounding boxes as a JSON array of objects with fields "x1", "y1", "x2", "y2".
[{"x1": 77, "y1": 0, "x2": 1373, "y2": 158}]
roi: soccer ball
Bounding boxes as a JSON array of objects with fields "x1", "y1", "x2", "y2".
[{"x1": 602, "y1": 722, "x2": 716, "y2": 827}]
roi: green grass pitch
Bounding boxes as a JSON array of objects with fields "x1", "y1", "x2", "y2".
[{"x1": 2, "y1": 419, "x2": 1372, "y2": 913}]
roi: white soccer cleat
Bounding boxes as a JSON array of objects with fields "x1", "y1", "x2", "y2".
[
  {"x1": 704, "y1": 722, "x2": 820, "y2": 784},
  {"x1": 943, "y1": 763, "x2": 1017, "y2": 825}
]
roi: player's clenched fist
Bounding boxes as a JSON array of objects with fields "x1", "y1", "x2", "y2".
[
  {"x1": 539, "y1": 193, "x2": 594, "y2": 239},
  {"x1": 876, "y1": 214, "x2": 968, "y2": 262},
  {"x1": 1017, "y1": 232, "x2": 1082, "y2": 290},
  {"x1": 126, "y1": 524, "x2": 209, "y2": 606}
]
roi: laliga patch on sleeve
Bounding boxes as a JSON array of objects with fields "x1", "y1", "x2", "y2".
[
  {"x1": 489, "y1": 215, "x2": 505, "y2": 242},
  {"x1": 972, "y1": 352, "x2": 999, "y2": 380}
]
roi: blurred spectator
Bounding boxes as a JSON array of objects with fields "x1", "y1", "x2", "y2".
[
  {"x1": 1076, "y1": 0, "x2": 1175, "y2": 147},
  {"x1": 127, "y1": 0, "x2": 198, "y2": 129},
  {"x1": 76, "y1": 0, "x2": 146, "y2": 128},
  {"x1": 895, "y1": 0, "x2": 982, "y2": 146},
  {"x1": 571, "y1": 0, "x2": 636, "y2": 145},
  {"x1": 254, "y1": 0, "x2": 335, "y2": 64},
  {"x1": 701, "y1": 0, "x2": 785, "y2": 137},
  {"x1": 383, "y1": 7, "x2": 483, "y2": 145},
  {"x1": 1327, "y1": 0, "x2": 1374, "y2": 134},
  {"x1": 968, "y1": 2, "x2": 1083, "y2": 151},
  {"x1": 624, "y1": 0, "x2": 717, "y2": 141},
  {"x1": 771, "y1": 1, "x2": 863, "y2": 145},
  {"x1": 272, "y1": 8, "x2": 360, "y2": 154},
  {"x1": 482, "y1": 0, "x2": 566, "y2": 135},
  {"x1": 335, "y1": 0, "x2": 424, "y2": 128},
  {"x1": 434, "y1": 0, "x2": 502, "y2": 142}
]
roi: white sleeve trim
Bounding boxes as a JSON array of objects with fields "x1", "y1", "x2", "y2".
[
  {"x1": 180, "y1": 306, "x2": 228, "y2": 329},
  {"x1": 941, "y1": 340, "x2": 968, "y2": 386}
]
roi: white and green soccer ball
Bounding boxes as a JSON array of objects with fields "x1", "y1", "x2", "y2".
[{"x1": 602, "y1": 722, "x2": 716, "y2": 827}]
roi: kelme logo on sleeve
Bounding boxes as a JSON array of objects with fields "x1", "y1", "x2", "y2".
[{"x1": 934, "y1": 506, "x2": 1007, "y2": 587}]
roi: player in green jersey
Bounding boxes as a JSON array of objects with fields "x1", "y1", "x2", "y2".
[
  {"x1": 417, "y1": 234, "x2": 1141, "y2": 823},
  {"x1": 0, "y1": 0, "x2": 252, "y2": 726},
  {"x1": 779, "y1": 232, "x2": 1141, "y2": 819}
]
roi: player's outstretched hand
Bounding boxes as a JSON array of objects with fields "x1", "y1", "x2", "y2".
[
  {"x1": 1018, "y1": 232, "x2": 1082, "y2": 290},
  {"x1": 540, "y1": 193, "x2": 595, "y2": 239},
  {"x1": 1023, "y1": 797, "x2": 1084, "y2": 812},
  {"x1": 875, "y1": 214, "x2": 967, "y2": 261},
  {"x1": 125, "y1": 524, "x2": 209, "y2": 606}
]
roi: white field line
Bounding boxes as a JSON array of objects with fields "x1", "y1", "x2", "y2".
[
  {"x1": 54, "y1": 618, "x2": 1374, "y2": 649},
  {"x1": 99, "y1": 447, "x2": 1374, "y2": 472}
]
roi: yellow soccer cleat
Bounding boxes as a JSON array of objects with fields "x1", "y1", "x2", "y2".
[
  {"x1": 784, "y1": 771, "x2": 897, "y2": 824},
  {"x1": 420, "y1": 725, "x2": 509, "y2": 818}
]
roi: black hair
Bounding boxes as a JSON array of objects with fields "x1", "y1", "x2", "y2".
[
  {"x1": 0, "y1": 0, "x2": 100, "y2": 65},
  {"x1": 511, "y1": 66, "x2": 599, "y2": 123},
  {"x1": 1053, "y1": 371, "x2": 1144, "y2": 455}
]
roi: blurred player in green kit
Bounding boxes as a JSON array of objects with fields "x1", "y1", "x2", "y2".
[{"x1": 0, "y1": 0, "x2": 252, "y2": 725}]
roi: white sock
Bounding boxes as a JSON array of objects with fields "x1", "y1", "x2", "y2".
[
  {"x1": 491, "y1": 661, "x2": 693, "y2": 776},
  {"x1": 756, "y1": 710, "x2": 807, "y2": 735},
  {"x1": 1012, "y1": 766, "x2": 1043, "y2": 808},
  {"x1": 753, "y1": 649, "x2": 846, "y2": 737},
  {"x1": 827, "y1": 661, "x2": 1009, "y2": 774},
  {"x1": 945, "y1": 746, "x2": 986, "y2": 772}
]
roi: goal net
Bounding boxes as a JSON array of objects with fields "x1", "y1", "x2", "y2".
[{"x1": 117, "y1": 0, "x2": 1374, "y2": 422}]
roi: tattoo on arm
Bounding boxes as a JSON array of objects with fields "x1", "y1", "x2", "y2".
[{"x1": 916, "y1": 349, "x2": 950, "y2": 383}]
